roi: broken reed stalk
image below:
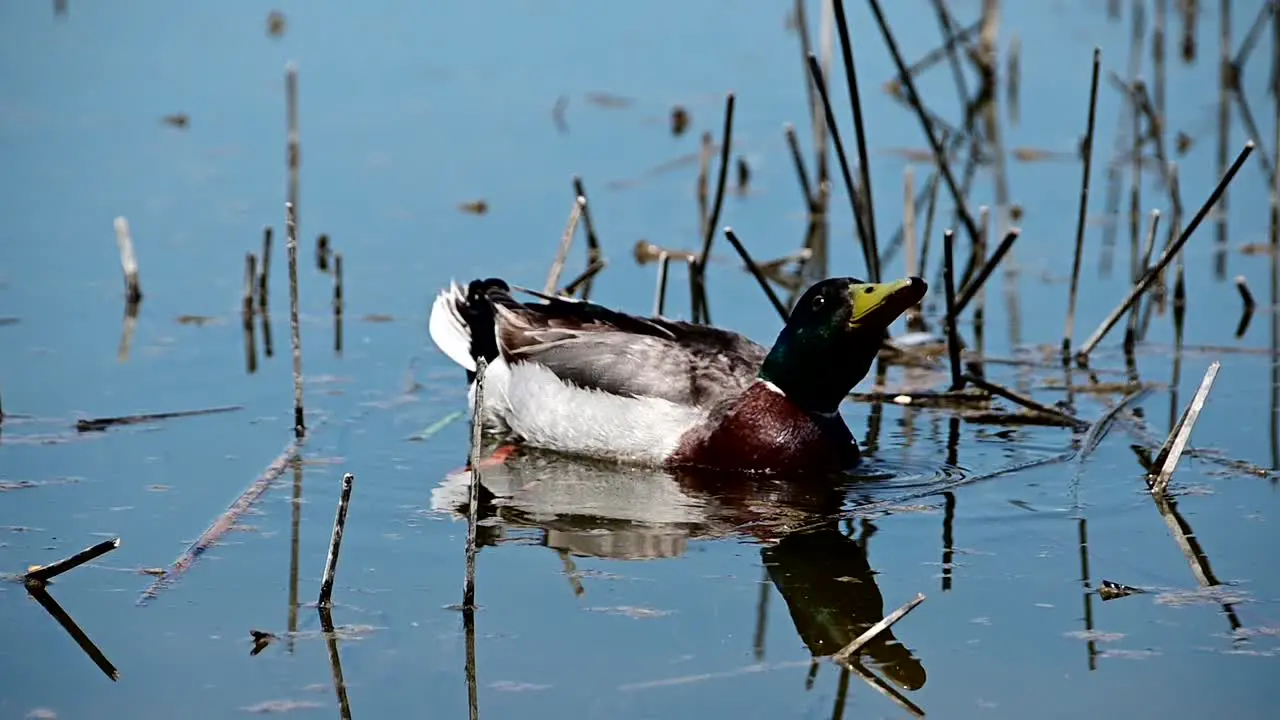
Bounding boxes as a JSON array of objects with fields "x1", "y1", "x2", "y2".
[
  {"x1": 463, "y1": 357, "x2": 487, "y2": 611},
  {"x1": 244, "y1": 253, "x2": 259, "y2": 374},
  {"x1": 866, "y1": 0, "x2": 981, "y2": 249},
  {"x1": 653, "y1": 254, "x2": 672, "y2": 317},
  {"x1": 904, "y1": 168, "x2": 923, "y2": 330},
  {"x1": 1126, "y1": 210, "x2": 1162, "y2": 352},
  {"x1": 948, "y1": 229, "x2": 1021, "y2": 322},
  {"x1": 1064, "y1": 48, "x2": 1103, "y2": 361},
  {"x1": 692, "y1": 93, "x2": 737, "y2": 321},
  {"x1": 942, "y1": 230, "x2": 963, "y2": 390},
  {"x1": 259, "y1": 226, "x2": 273, "y2": 312},
  {"x1": 333, "y1": 253, "x2": 344, "y2": 356},
  {"x1": 543, "y1": 196, "x2": 586, "y2": 294},
  {"x1": 25, "y1": 537, "x2": 121, "y2": 584},
  {"x1": 571, "y1": 176, "x2": 603, "y2": 266},
  {"x1": 1077, "y1": 141, "x2": 1256, "y2": 361},
  {"x1": 286, "y1": 63, "x2": 300, "y2": 229},
  {"x1": 784, "y1": 123, "x2": 817, "y2": 211},
  {"x1": 1235, "y1": 275, "x2": 1257, "y2": 313},
  {"x1": 243, "y1": 253, "x2": 257, "y2": 315},
  {"x1": 963, "y1": 374, "x2": 1090, "y2": 430},
  {"x1": 831, "y1": 0, "x2": 880, "y2": 281},
  {"x1": 831, "y1": 592, "x2": 925, "y2": 665},
  {"x1": 286, "y1": 200, "x2": 306, "y2": 439},
  {"x1": 560, "y1": 258, "x2": 607, "y2": 297},
  {"x1": 1151, "y1": 361, "x2": 1221, "y2": 495},
  {"x1": 806, "y1": 54, "x2": 877, "y2": 280},
  {"x1": 723, "y1": 228, "x2": 789, "y2": 322},
  {"x1": 317, "y1": 472, "x2": 355, "y2": 607},
  {"x1": 113, "y1": 217, "x2": 143, "y2": 305}
]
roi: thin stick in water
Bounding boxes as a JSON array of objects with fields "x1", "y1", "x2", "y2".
[
  {"x1": 942, "y1": 230, "x2": 964, "y2": 390},
  {"x1": 1064, "y1": 48, "x2": 1102, "y2": 361},
  {"x1": 544, "y1": 196, "x2": 586, "y2": 294},
  {"x1": 831, "y1": 0, "x2": 880, "y2": 281},
  {"x1": 723, "y1": 227, "x2": 789, "y2": 322},
  {"x1": 866, "y1": 0, "x2": 982, "y2": 249},
  {"x1": 692, "y1": 93, "x2": 737, "y2": 322},
  {"x1": 333, "y1": 253, "x2": 343, "y2": 356},
  {"x1": 114, "y1": 217, "x2": 143, "y2": 305},
  {"x1": 259, "y1": 226, "x2": 273, "y2": 313},
  {"x1": 318, "y1": 473, "x2": 354, "y2": 607},
  {"x1": 1125, "y1": 210, "x2": 1162, "y2": 354},
  {"x1": 244, "y1": 252, "x2": 258, "y2": 374},
  {"x1": 806, "y1": 55, "x2": 877, "y2": 280},
  {"x1": 1077, "y1": 141, "x2": 1255, "y2": 361},
  {"x1": 286, "y1": 200, "x2": 306, "y2": 439},
  {"x1": 464, "y1": 357, "x2": 487, "y2": 611},
  {"x1": 1151, "y1": 361, "x2": 1221, "y2": 495},
  {"x1": 831, "y1": 592, "x2": 925, "y2": 664},
  {"x1": 25, "y1": 538, "x2": 121, "y2": 584},
  {"x1": 963, "y1": 374, "x2": 1091, "y2": 431},
  {"x1": 653, "y1": 254, "x2": 672, "y2": 317},
  {"x1": 784, "y1": 123, "x2": 817, "y2": 211},
  {"x1": 949, "y1": 228, "x2": 1021, "y2": 322}
]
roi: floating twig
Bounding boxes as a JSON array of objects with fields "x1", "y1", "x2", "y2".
[
  {"x1": 318, "y1": 473, "x2": 354, "y2": 607},
  {"x1": 286, "y1": 200, "x2": 306, "y2": 439},
  {"x1": 139, "y1": 431, "x2": 314, "y2": 605},
  {"x1": 1151, "y1": 361, "x2": 1221, "y2": 495},
  {"x1": 464, "y1": 357, "x2": 487, "y2": 611},
  {"x1": 1064, "y1": 48, "x2": 1102, "y2": 361},
  {"x1": 831, "y1": 592, "x2": 925, "y2": 665},
  {"x1": 25, "y1": 537, "x2": 120, "y2": 584},
  {"x1": 723, "y1": 228, "x2": 789, "y2": 322},
  {"x1": 113, "y1": 217, "x2": 142, "y2": 305},
  {"x1": 963, "y1": 374, "x2": 1090, "y2": 431},
  {"x1": 942, "y1": 230, "x2": 964, "y2": 390},
  {"x1": 1077, "y1": 142, "x2": 1255, "y2": 361},
  {"x1": 544, "y1": 196, "x2": 586, "y2": 295},
  {"x1": 76, "y1": 405, "x2": 242, "y2": 433}
]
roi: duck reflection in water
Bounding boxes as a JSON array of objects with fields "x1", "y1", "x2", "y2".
[{"x1": 431, "y1": 443, "x2": 926, "y2": 692}]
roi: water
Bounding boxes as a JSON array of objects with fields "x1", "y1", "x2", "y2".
[{"x1": 2, "y1": 1, "x2": 1278, "y2": 717}]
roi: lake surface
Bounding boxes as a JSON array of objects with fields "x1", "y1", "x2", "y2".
[{"x1": 2, "y1": 1, "x2": 1278, "y2": 718}]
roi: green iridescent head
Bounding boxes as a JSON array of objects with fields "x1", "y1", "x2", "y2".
[{"x1": 759, "y1": 276, "x2": 927, "y2": 414}]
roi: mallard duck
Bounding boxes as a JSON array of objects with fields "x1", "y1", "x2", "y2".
[{"x1": 428, "y1": 275, "x2": 926, "y2": 473}]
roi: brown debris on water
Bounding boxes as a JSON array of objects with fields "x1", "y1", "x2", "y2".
[
  {"x1": 266, "y1": 10, "x2": 286, "y2": 38},
  {"x1": 670, "y1": 105, "x2": 690, "y2": 137},
  {"x1": 458, "y1": 199, "x2": 489, "y2": 215},
  {"x1": 160, "y1": 113, "x2": 189, "y2": 130}
]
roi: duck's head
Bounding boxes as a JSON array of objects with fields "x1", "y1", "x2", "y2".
[{"x1": 759, "y1": 276, "x2": 927, "y2": 415}]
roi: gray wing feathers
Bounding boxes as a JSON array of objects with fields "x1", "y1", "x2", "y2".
[{"x1": 493, "y1": 305, "x2": 766, "y2": 407}]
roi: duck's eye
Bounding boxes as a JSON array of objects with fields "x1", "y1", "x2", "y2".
[
  {"x1": 864, "y1": 287, "x2": 875, "y2": 294},
  {"x1": 811, "y1": 294, "x2": 826, "y2": 311}
]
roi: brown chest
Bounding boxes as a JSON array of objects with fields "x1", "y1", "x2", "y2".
[{"x1": 668, "y1": 383, "x2": 859, "y2": 473}]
